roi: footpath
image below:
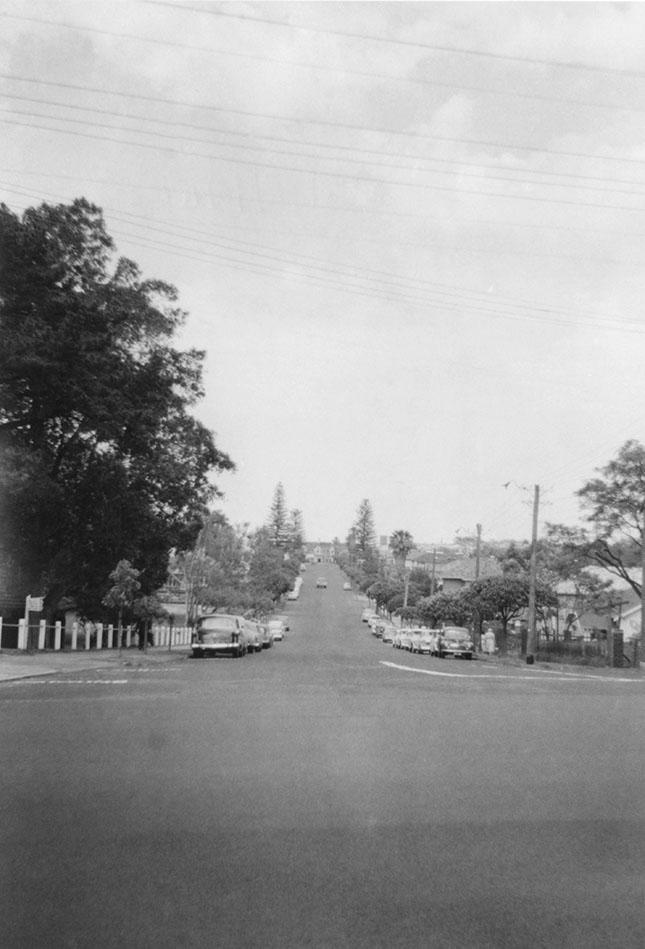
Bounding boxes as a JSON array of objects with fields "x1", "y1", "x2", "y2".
[{"x1": 0, "y1": 647, "x2": 191, "y2": 682}]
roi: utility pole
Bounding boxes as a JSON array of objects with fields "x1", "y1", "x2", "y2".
[
  {"x1": 475, "y1": 523, "x2": 482, "y2": 579},
  {"x1": 431, "y1": 547, "x2": 437, "y2": 595},
  {"x1": 639, "y1": 506, "x2": 645, "y2": 669},
  {"x1": 526, "y1": 485, "x2": 540, "y2": 663}
]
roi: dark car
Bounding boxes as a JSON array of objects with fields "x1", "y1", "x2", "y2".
[
  {"x1": 191, "y1": 614, "x2": 248, "y2": 658},
  {"x1": 438, "y1": 626, "x2": 474, "y2": 660}
]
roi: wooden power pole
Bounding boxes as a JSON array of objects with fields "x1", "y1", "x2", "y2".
[{"x1": 526, "y1": 485, "x2": 540, "y2": 662}]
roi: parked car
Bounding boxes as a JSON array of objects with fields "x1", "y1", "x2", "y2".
[
  {"x1": 438, "y1": 626, "x2": 474, "y2": 659},
  {"x1": 361, "y1": 608, "x2": 376, "y2": 623},
  {"x1": 286, "y1": 590, "x2": 299, "y2": 600},
  {"x1": 244, "y1": 621, "x2": 263, "y2": 653},
  {"x1": 411, "y1": 629, "x2": 436, "y2": 655},
  {"x1": 392, "y1": 628, "x2": 406, "y2": 649},
  {"x1": 380, "y1": 624, "x2": 396, "y2": 644},
  {"x1": 257, "y1": 623, "x2": 273, "y2": 649},
  {"x1": 191, "y1": 614, "x2": 248, "y2": 658},
  {"x1": 267, "y1": 619, "x2": 286, "y2": 642},
  {"x1": 398, "y1": 628, "x2": 417, "y2": 651},
  {"x1": 316, "y1": 577, "x2": 328, "y2": 588},
  {"x1": 343, "y1": 581, "x2": 351, "y2": 591}
]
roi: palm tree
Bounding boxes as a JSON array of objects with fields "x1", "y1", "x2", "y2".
[{"x1": 389, "y1": 531, "x2": 414, "y2": 607}]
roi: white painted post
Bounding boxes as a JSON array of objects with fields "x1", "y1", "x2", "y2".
[
  {"x1": 107, "y1": 624, "x2": 113, "y2": 649},
  {"x1": 71, "y1": 621, "x2": 78, "y2": 651},
  {"x1": 96, "y1": 623, "x2": 103, "y2": 650},
  {"x1": 54, "y1": 621, "x2": 62, "y2": 651},
  {"x1": 18, "y1": 618, "x2": 27, "y2": 650},
  {"x1": 85, "y1": 624, "x2": 91, "y2": 650},
  {"x1": 0, "y1": 616, "x2": 3, "y2": 649},
  {"x1": 126, "y1": 625, "x2": 132, "y2": 648},
  {"x1": 38, "y1": 619, "x2": 46, "y2": 651}
]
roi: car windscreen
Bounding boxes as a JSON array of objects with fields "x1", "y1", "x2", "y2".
[
  {"x1": 200, "y1": 629, "x2": 237, "y2": 643},
  {"x1": 444, "y1": 629, "x2": 471, "y2": 641}
]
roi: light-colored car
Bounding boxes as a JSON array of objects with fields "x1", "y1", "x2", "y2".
[
  {"x1": 191, "y1": 614, "x2": 248, "y2": 658},
  {"x1": 267, "y1": 619, "x2": 286, "y2": 642},
  {"x1": 380, "y1": 624, "x2": 396, "y2": 644},
  {"x1": 343, "y1": 582, "x2": 351, "y2": 591},
  {"x1": 361, "y1": 608, "x2": 375, "y2": 623},
  {"x1": 411, "y1": 629, "x2": 436, "y2": 655},
  {"x1": 398, "y1": 628, "x2": 416, "y2": 651},
  {"x1": 256, "y1": 623, "x2": 273, "y2": 649},
  {"x1": 316, "y1": 577, "x2": 328, "y2": 589},
  {"x1": 393, "y1": 628, "x2": 414, "y2": 650},
  {"x1": 286, "y1": 590, "x2": 299, "y2": 600},
  {"x1": 243, "y1": 621, "x2": 263, "y2": 654},
  {"x1": 438, "y1": 626, "x2": 474, "y2": 659}
]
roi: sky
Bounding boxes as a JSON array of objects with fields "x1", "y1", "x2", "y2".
[{"x1": 2, "y1": 0, "x2": 645, "y2": 545}]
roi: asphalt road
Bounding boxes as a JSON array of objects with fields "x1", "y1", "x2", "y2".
[{"x1": 1, "y1": 565, "x2": 644, "y2": 948}]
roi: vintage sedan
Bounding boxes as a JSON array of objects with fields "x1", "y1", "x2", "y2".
[
  {"x1": 267, "y1": 619, "x2": 286, "y2": 642},
  {"x1": 191, "y1": 614, "x2": 248, "y2": 658},
  {"x1": 411, "y1": 629, "x2": 436, "y2": 655},
  {"x1": 438, "y1": 626, "x2": 474, "y2": 659}
]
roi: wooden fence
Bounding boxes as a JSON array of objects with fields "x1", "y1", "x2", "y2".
[{"x1": 0, "y1": 619, "x2": 192, "y2": 651}]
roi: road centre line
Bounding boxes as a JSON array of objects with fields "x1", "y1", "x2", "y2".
[{"x1": 380, "y1": 661, "x2": 643, "y2": 683}]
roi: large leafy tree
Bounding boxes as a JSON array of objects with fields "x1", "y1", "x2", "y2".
[
  {"x1": 464, "y1": 576, "x2": 557, "y2": 653},
  {"x1": 555, "y1": 440, "x2": 645, "y2": 597},
  {"x1": 246, "y1": 527, "x2": 297, "y2": 606},
  {"x1": 416, "y1": 591, "x2": 471, "y2": 628},
  {"x1": 0, "y1": 198, "x2": 233, "y2": 616}
]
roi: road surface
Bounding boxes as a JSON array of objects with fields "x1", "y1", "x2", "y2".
[{"x1": 1, "y1": 565, "x2": 644, "y2": 947}]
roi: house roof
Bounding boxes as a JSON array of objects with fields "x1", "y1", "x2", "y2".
[{"x1": 436, "y1": 556, "x2": 502, "y2": 582}]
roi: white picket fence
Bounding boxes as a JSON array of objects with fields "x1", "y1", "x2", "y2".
[{"x1": 0, "y1": 618, "x2": 192, "y2": 652}]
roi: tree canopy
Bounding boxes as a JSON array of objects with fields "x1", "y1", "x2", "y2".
[
  {"x1": 547, "y1": 440, "x2": 645, "y2": 598},
  {"x1": 0, "y1": 198, "x2": 233, "y2": 616}
]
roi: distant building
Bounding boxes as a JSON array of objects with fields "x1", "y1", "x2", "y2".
[{"x1": 304, "y1": 542, "x2": 334, "y2": 563}]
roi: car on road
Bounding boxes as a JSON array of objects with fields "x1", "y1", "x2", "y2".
[
  {"x1": 361, "y1": 608, "x2": 376, "y2": 623},
  {"x1": 243, "y1": 621, "x2": 264, "y2": 653},
  {"x1": 191, "y1": 614, "x2": 248, "y2": 658},
  {"x1": 267, "y1": 619, "x2": 286, "y2": 642},
  {"x1": 438, "y1": 626, "x2": 474, "y2": 659},
  {"x1": 411, "y1": 629, "x2": 436, "y2": 655},
  {"x1": 316, "y1": 577, "x2": 328, "y2": 588},
  {"x1": 343, "y1": 581, "x2": 351, "y2": 591},
  {"x1": 256, "y1": 623, "x2": 273, "y2": 649},
  {"x1": 379, "y1": 624, "x2": 397, "y2": 644}
]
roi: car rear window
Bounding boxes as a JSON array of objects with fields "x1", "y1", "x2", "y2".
[
  {"x1": 199, "y1": 617, "x2": 238, "y2": 632},
  {"x1": 200, "y1": 630, "x2": 235, "y2": 643}
]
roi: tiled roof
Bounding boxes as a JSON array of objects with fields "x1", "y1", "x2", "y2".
[{"x1": 436, "y1": 557, "x2": 502, "y2": 581}]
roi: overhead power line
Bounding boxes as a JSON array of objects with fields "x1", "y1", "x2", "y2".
[
  {"x1": 4, "y1": 102, "x2": 644, "y2": 199},
  {"x1": 3, "y1": 114, "x2": 645, "y2": 215},
  {"x1": 2, "y1": 181, "x2": 643, "y2": 337},
  {"x1": 147, "y1": 2, "x2": 645, "y2": 79},
  {"x1": 2, "y1": 8, "x2": 643, "y2": 116},
  {"x1": 3, "y1": 72, "x2": 645, "y2": 169}
]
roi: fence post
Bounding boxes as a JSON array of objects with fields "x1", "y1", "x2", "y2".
[
  {"x1": 126, "y1": 625, "x2": 132, "y2": 648},
  {"x1": 107, "y1": 624, "x2": 113, "y2": 649},
  {"x1": 71, "y1": 622, "x2": 78, "y2": 651},
  {"x1": 0, "y1": 616, "x2": 3, "y2": 649},
  {"x1": 85, "y1": 624, "x2": 91, "y2": 650},
  {"x1": 38, "y1": 619, "x2": 46, "y2": 651},
  {"x1": 96, "y1": 622, "x2": 103, "y2": 650},
  {"x1": 54, "y1": 621, "x2": 62, "y2": 651},
  {"x1": 18, "y1": 618, "x2": 27, "y2": 650}
]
